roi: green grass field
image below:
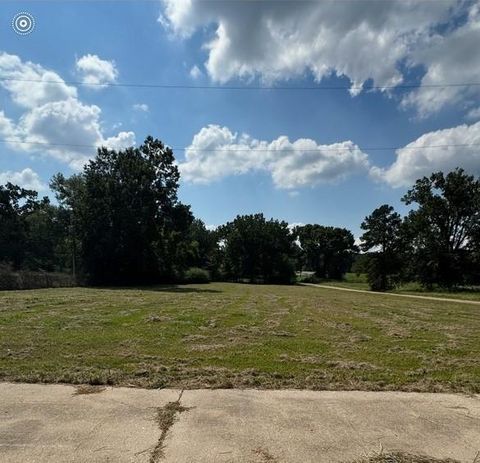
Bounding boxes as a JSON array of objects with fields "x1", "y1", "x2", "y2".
[{"x1": 1, "y1": 282, "x2": 479, "y2": 392}]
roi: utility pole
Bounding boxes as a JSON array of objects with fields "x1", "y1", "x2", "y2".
[{"x1": 70, "y1": 215, "x2": 77, "y2": 283}]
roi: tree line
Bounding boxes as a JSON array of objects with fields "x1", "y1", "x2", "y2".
[
  {"x1": 359, "y1": 169, "x2": 480, "y2": 290},
  {"x1": 1, "y1": 136, "x2": 479, "y2": 290}
]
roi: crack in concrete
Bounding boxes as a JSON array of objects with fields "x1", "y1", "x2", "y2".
[
  {"x1": 149, "y1": 390, "x2": 190, "y2": 462},
  {"x1": 252, "y1": 447, "x2": 278, "y2": 462}
]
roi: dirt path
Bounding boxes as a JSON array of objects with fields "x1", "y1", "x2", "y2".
[
  {"x1": 1, "y1": 383, "x2": 479, "y2": 462},
  {"x1": 302, "y1": 282, "x2": 480, "y2": 305}
]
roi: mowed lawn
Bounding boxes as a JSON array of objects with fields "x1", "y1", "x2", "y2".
[{"x1": 0, "y1": 283, "x2": 479, "y2": 392}]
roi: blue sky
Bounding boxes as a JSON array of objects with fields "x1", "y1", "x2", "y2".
[{"x1": 1, "y1": 0, "x2": 480, "y2": 239}]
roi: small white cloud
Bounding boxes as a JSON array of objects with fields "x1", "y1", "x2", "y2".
[
  {"x1": 205, "y1": 224, "x2": 217, "y2": 231},
  {"x1": 189, "y1": 65, "x2": 202, "y2": 79},
  {"x1": 288, "y1": 190, "x2": 300, "y2": 198},
  {"x1": 0, "y1": 168, "x2": 46, "y2": 191},
  {"x1": 102, "y1": 131, "x2": 136, "y2": 151},
  {"x1": 75, "y1": 54, "x2": 118, "y2": 87},
  {"x1": 179, "y1": 125, "x2": 370, "y2": 189},
  {"x1": 288, "y1": 222, "x2": 305, "y2": 231},
  {"x1": 133, "y1": 103, "x2": 149, "y2": 112},
  {"x1": 371, "y1": 120, "x2": 480, "y2": 188}
]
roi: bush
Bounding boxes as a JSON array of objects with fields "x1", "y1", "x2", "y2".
[
  {"x1": 0, "y1": 263, "x2": 76, "y2": 290},
  {"x1": 365, "y1": 256, "x2": 400, "y2": 291},
  {"x1": 182, "y1": 267, "x2": 210, "y2": 284}
]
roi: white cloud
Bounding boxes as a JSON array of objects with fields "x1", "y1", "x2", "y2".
[
  {"x1": 160, "y1": 1, "x2": 480, "y2": 116},
  {"x1": 0, "y1": 52, "x2": 135, "y2": 170},
  {"x1": 75, "y1": 54, "x2": 118, "y2": 87},
  {"x1": 0, "y1": 111, "x2": 20, "y2": 142},
  {"x1": 179, "y1": 124, "x2": 369, "y2": 189},
  {"x1": 0, "y1": 52, "x2": 77, "y2": 108},
  {"x1": 103, "y1": 131, "x2": 136, "y2": 151},
  {"x1": 354, "y1": 237, "x2": 364, "y2": 248},
  {"x1": 16, "y1": 98, "x2": 135, "y2": 170},
  {"x1": 371, "y1": 120, "x2": 480, "y2": 188},
  {"x1": 160, "y1": 1, "x2": 460, "y2": 92},
  {"x1": 0, "y1": 168, "x2": 46, "y2": 191},
  {"x1": 189, "y1": 65, "x2": 202, "y2": 79},
  {"x1": 402, "y1": 5, "x2": 480, "y2": 117},
  {"x1": 288, "y1": 222, "x2": 305, "y2": 231},
  {"x1": 133, "y1": 103, "x2": 149, "y2": 112}
]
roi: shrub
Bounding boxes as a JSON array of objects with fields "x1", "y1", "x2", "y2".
[
  {"x1": 182, "y1": 267, "x2": 210, "y2": 284},
  {"x1": 366, "y1": 256, "x2": 400, "y2": 291},
  {"x1": 0, "y1": 263, "x2": 76, "y2": 290}
]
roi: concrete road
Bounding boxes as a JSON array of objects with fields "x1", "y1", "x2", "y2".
[{"x1": 0, "y1": 383, "x2": 479, "y2": 463}]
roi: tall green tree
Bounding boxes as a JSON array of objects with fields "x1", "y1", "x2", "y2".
[
  {"x1": 50, "y1": 173, "x2": 86, "y2": 277},
  {"x1": 402, "y1": 169, "x2": 480, "y2": 287},
  {"x1": 360, "y1": 204, "x2": 403, "y2": 291},
  {"x1": 185, "y1": 219, "x2": 220, "y2": 274},
  {"x1": 160, "y1": 202, "x2": 195, "y2": 277},
  {"x1": 23, "y1": 200, "x2": 70, "y2": 272},
  {"x1": 220, "y1": 214, "x2": 296, "y2": 284},
  {"x1": 295, "y1": 225, "x2": 356, "y2": 279},
  {"x1": 0, "y1": 182, "x2": 72, "y2": 273},
  {"x1": 52, "y1": 136, "x2": 186, "y2": 285},
  {"x1": 0, "y1": 183, "x2": 40, "y2": 269}
]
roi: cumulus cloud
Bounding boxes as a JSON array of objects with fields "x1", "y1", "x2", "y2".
[
  {"x1": 179, "y1": 124, "x2": 369, "y2": 189},
  {"x1": 0, "y1": 111, "x2": 20, "y2": 142},
  {"x1": 133, "y1": 103, "x2": 149, "y2": 112},
  {"x1": 17, "y1": 98, "x2": 135, "y2": 170},
  {"x1": 0, "y1": 168, "x2": 46, "y2": 191},
  {"x1": 75, "y1": 54, "x2": 118, "y2": 87},
  {"x1": 371, "y1": 120, "x2": 480, "y2": 187},
  {"x1": 0, "y1": 52, "x2": 135, "y2": 170},
  {"x1": 0, "y1": 52, "x2": 77, "y2": 108},
  {"x1": 402, "y1": 5, "x2": 480, "y2": 117},
  {"x1": 159, "y1": 1, "x2": 479, "y2": 115},
  {"x1": 103, "y1": 131, "x2": 136, "y2": 151},
  {"x1": 159, "y1": 2, "x2": 449, "y2": 87}
]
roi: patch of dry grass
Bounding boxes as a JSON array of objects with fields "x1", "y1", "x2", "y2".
[
  {"x1": 150, "y1": 392, "x2": 190, "y2": 462},
  {"x1": 349, "y1": 452, "x2": 461, "y2": 463},
  {"x1": 252, "y1": 447, "x2": 278, "y2": 462}
]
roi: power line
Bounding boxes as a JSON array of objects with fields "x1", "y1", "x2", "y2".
[
  {"x1": 19, "y1": 0, "x2": 460, "y2": 2},
  {"x1": 1, "y1": 77, "x2": 480, "y2": 91},
  {"x1": 22, "y1": 0, "x2": 460, "y2": 2},
  {"x1": 1, "y1": 138, "x2": 479, "y2": 153}
]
